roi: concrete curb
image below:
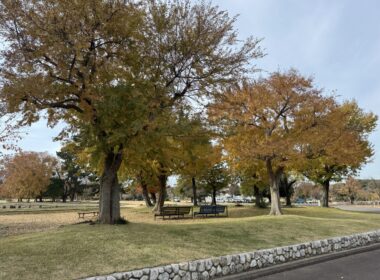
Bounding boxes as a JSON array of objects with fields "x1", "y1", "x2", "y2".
[{"x1": 217, "y1": 243, "x2": 380, "y2": 280}]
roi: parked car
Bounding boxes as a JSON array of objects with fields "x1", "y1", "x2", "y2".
[{"x1": 294, "y1": 198, "x2": 306, "y2": 204}]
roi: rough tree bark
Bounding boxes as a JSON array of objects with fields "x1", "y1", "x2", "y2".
[
  {"x1": 266, "y1": 159, "x2": 283, "y2": 215},
  {"x1": 321, "y1": 180, "x2": 330, "y2": 207},
  {"x1": 99, "y1": 146, "x2": 123, "y2": 224},
  {"x1": 192, "y1": 177, "x2": 198, "y2": 206}
]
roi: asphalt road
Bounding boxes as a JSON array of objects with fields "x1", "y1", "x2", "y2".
[
  {"x1": 256, "y1": 248, "x2": 380, "y2": 280},
  {"x1": 335, "y1": 205, "x2": 380, "y2": 213}
]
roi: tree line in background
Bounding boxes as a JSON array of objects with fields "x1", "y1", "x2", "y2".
[
  {"x1": 0, "y1": 0, "x2": 377, "y2": 223},
  {"x1": 0, "y1": 149, "x2": 99, "y2": 202},
  {"x1": 293, "y1": 178, "x2": 380, "y2": 205}
]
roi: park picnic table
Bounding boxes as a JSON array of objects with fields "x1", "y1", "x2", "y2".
[
  {"x1": 154, "y1": 206, "x2": 193, "y2": 220},
  {"x1": 193, "y1": 205, "x2": 228, "y2": 217},
  {"x1": 154, "y1": 205, "x2": 229, "y2": 220},
  {"x1": 77, "y1": 211, "x2": 99, "y2": 219}
]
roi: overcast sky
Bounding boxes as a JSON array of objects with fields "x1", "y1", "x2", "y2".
[{"x1": 14, "y1": 0, "x2": 380, "y2": 178}]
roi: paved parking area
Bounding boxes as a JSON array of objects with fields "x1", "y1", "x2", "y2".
[
  {"x1": 256, "y1": 248, "x2": 380, "y2": 280},
  {"x1": 335, "y1": 205, "x2": 380, "y2": 213}
]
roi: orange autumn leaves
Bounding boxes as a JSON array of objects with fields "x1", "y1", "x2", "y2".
[
  {"x1": 209, "y1": 69, "x2": 377, "y2": 214},
  {"x1": 0, "y1": 152, "x2": 57, "y2": 200},
  {"x1": 210, "y1": 70, "x2": 334, "y2": 171}
]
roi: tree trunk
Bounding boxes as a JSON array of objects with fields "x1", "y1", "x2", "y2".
[
  {"x1": 141, "y1": 183, "x2": 153, "y2": 208},
  {"x1": 192, "y1": 177, "x2": 198, "y2": 206},
  {"x1": 283, "y1": 181, "x2": 292, "y2": 207},
  {"x1": 150, "y1": 192, "x2": 157, "y2": 205},
  {"x1": 211, "y1": 186, "x2": 217, "y2": 205},
  {"x1": 99, "y1": 146, "x2": 123, "y2": 224},
  {"x1": 286, "y1": 191, "x2": 292, "y2": 207},
  {"x1": 266, "y1": 159, "x2": 283, "y2": 215},
  {"x1": 281, "y1": 174, "x2": 295, "y2": 207},
  {"x1": 321, "y1": 180, "x2": 330, "y2": 207},
  {"x1": 253, "y1": 185, "x2": 264, "y2": 208},
  {"x1": 137, "y1": 173, "x2": 153, "y2": 208},
  {"x1": 62, "y1": 184, "x2": 69, "y2": 203},
  {"x1": 350, "y1": 196, "x2": 355, "y2": 205},
  {"x1": 153, "y1": 173, "x2": 167, "y2": 213},
  {"x1": 62, "y1": 186, "x2": 68, "y2": 202},
  {"x1": 69, "y1": 187, "x2": 76, "y2": 202},
  {"x1": 267, "y1": 192, "x2": 271, "y2": 203}
]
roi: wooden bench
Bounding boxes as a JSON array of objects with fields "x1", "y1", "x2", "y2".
[
  {"x1": 78, "y1": 211, "x2": 99, "y2": 219},
  {"x1": 194, "y1": 205, "x2": 228, "y2": 217},
  {"x1": 154, "y1": 206, "x2": 193, "y2": 220}
]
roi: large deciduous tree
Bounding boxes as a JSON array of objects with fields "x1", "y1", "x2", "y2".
[
  {"x1": 336, "y1": 176, "x2": 363, "y2": 204},
  {"x1": 200, "y1": 162, "x2": 230, "y2": 205},
  {"x1": 226, "y1": 152, "x2": 269, "y2": 208},
  {"x1": 56, "y1": 149, "x2": 94, "y2": 202},
  {"x1": 0, "y1": 0, "x2": 261, "y2": 223},
  {"x1": 301, "y1": 101, "x2": 377, "y2": 207},
  {"x1": 279, "y1": 173, "x2": 297, "y2": 207},
  {"x1": 0, "y1": 152, "x2": 57, "y2": 201},
  {"x1": 176, "y1": 115, "x2": 215, "y2": 206},
  {"x1": 294, "y1": 182, "x2": 322, "y2": 201},
  {"x1": 239, "y1": 170, "x2": 269, "y2": 208},
  {"x1": 210, "y1": 70, "x2": 334, "y2": 215}
]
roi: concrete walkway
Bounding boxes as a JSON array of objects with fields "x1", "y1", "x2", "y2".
[{"x1": 256, "y1": 248, "x2": 380, "y2": 280}]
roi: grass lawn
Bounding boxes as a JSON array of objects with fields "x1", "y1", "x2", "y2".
[
  {"x1": 0, "y1": 201, "x2": 99, "y2": 215},
  {"x1": 1, "y1": 204, "x2": 380, "y2": 279}
]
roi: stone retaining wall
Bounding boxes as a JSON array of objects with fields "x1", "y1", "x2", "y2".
[{"x1": 84, "y1": 230, "x2": 380, "y2": 280}]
